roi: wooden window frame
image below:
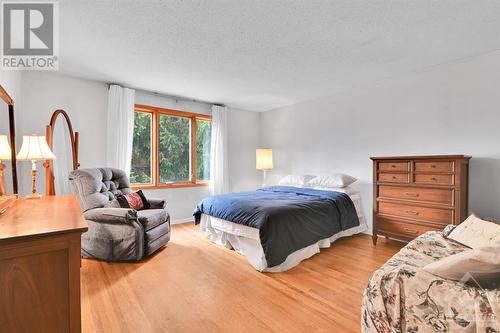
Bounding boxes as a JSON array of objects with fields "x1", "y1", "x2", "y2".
[{"x1": 132, "y1": 104, "x2": 212, "y2": 190}]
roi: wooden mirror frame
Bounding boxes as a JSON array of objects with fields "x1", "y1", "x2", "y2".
[
  {"x1": 0, "y1": 84, "x2": 18, "y2": 195},
  {"x1": 45, "y1": 109, "x2": 80, "y2": 196}
]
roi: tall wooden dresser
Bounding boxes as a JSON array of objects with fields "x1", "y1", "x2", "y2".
[
  {"x1": 0, "y1": 196, "x2": 87, "y2": 332},
  {"x1": 371, "y1": 155, "x2": 470, "y2": 245}
]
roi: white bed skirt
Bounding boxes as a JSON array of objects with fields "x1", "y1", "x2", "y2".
[{"x1": 200, "y1": 211, "x2": 368, "y2": 273}]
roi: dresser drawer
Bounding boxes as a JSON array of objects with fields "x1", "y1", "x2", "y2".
[
  {"x1": 378, "y1": 173, "x2": 410, "y2": 183},
  {"x1": 377, "y1": 217, "x2": 442, "y2": 238},
  {"x1": 414, "y1": 174, "x2": 453, "y2": 185},
  {"x1": 414, "y1": 161, "x2": 454, "y2": 173},
  {"x1": 379, "y1": 161, "x2": 410, "y2": 172},
  {"x1": 378, "y1": 186, "x2": 453, "y2": 205},
  {"x1": 378, "y1": 202, "x2": 453, "y2": 224}
]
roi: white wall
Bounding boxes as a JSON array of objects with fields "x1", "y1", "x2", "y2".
[
  {"x1": 228, "y1": 108, "x2": 261, "y2": 191},
  {"x1": 17, "y1": 72, "x2": 108, "y2": 196},
  {"x1": 260, "y1": 52, "x2": 500, "y2": 232},
  {"x1": 0, "y1": 72, "x2": 22, "y2": 101},
  {"x1": 14, "y1": 72, "x2": 260, "y2": 222}
]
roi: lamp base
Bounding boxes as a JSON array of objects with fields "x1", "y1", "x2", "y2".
[
  {"x1": 26, "y1": 160, "x2": 41, "y2": 199},
  {"x1": 26, "y1": 192, "x2": 42, "y2": 200},
  {"x1": 261, "y1": 169, "x2": 268, "y2": 187}
]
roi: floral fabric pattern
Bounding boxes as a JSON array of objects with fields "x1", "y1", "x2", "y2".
[{"x1": 361, "y1": 230, "x2": 500, "y2": 333}]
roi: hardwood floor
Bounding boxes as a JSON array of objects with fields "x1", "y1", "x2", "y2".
[{"x1": 81, "y1": 223, "x2": 403, "y2": 333}]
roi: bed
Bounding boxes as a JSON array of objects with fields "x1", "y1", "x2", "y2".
[
  {"x1": 361, "y1": 230, "x2": 500, "y2": 333},
  {"x1": 193, "y1": 186, "x2": 367, "y2": 272}
]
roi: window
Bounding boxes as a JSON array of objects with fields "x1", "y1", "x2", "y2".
[
  {"x1": 158, "y1": 114, "x2": 191, "y2": 183},
  {"x1": 196, "y1": 119, "x2": 211, "y2": 181},
  {"x1": 130, "y1": 112, "x2": 152, "y2": 184},
  {"x1": 130, "y1": 104, "x2": 212, "y2": 188}
]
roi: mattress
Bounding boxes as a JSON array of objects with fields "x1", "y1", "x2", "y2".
[{"x1": 200, "y1": 193, "x2": 367, "y2": 272}]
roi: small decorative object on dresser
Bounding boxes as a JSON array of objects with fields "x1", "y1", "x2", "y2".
[{"x1": 370, "y1": 155, "x2": 471, "y2": 245}]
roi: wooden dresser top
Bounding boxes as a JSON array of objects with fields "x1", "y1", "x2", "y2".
[
  {"x1": 0, "y1": 195, "x2": 87, "y2": 242},
  {"x1": 370, "y1": 155, "x2": 471, "y2": 160}
]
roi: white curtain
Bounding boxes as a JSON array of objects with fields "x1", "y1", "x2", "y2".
[
  {"x1": 209, "y1": 105, "x2": 229, "y2": 195},
  {"x1": 53, "y1": 119, "x2": 73, "y2": 194},
  {"x1": 106, "y1": 85, "x2": 135, "y2": 176}
]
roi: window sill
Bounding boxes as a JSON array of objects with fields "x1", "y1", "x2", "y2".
[{"x1": 132, "y1": 182, "x2": 209, "y2": 191}]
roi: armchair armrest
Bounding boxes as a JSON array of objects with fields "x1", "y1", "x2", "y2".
[
  {"x1": 148, "y1": 199, "x2": 167, "y2": 210},
  {"x1": 84, "y1": 208, "x2": 137, "y2": 224}
]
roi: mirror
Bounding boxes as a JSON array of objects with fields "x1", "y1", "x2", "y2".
[
  {"x1": 45, "y1": 110, "x2": 79, "y2": 195},
  {"x1": 0, "y1": 84, "x2": 18, "y2": 195}
]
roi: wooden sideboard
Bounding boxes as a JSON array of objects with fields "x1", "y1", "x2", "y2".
[
  {"x1": 371, "y1": 155, "x2": 470, "y2": 245},
  {"x1": 0, "y1": 196, "x2": 87, "y2": 333}
]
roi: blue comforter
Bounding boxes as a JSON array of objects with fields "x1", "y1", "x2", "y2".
[{"x1": 193, "y1": 186, "x2": 360, "y2": 267}]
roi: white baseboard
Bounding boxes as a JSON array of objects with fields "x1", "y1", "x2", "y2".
[{"x1": 171, "y1": 218, "x2": 194, "y2": 225}]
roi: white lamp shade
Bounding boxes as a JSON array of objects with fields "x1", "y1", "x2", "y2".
[
  {"x1": 256, "y1": 148, "x2": 273, "y2": 170},
  {"x1": 0, "y1": 135, "x2": 12, "y2": 160},
  {"x1": 16, "y1": 135, "x2": 56, "y2": 161}
]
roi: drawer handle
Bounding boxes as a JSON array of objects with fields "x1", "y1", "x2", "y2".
[
  {"x1": 405, "y1": 192, "x2": 420, "y2": 197},
  {"x1": 405, "y1": 210, "x2": 420, "y2": 215},
  {"x1": 403, "y1": 228, "x2": 419, "y2": 234},
  {"x1": 431, "y1": 164, "x2": 437, "y2": 168},
  {"x1": 431, "y1": 177, "x2": 438, "y2": 181},
  {"x1": 391, "y1": 165, "x2": 397, "y2": 168},
  {"x1": 392, "y1": 176, "x2": 397, "y2": 179}
]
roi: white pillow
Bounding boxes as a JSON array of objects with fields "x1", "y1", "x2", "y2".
[
  {"x1": 278, "y1": 175, "x2": 315, "y2": 187},
  {"x1": 307, "y1": 174, "x2": 357, "y2": 188},
  {"x1": 313, "y1": 187, "x2": 358, "y2": 195},
  {"x1": 447, "y1": 214, "x2": 500, "y2": 249},
  {"x1": 423, "y1": 246, "x2": 500, "y2": 288}
]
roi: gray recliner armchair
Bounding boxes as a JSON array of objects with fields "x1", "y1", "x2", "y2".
[{"x1": 69, "y1": 168, "x2": 170, "y2": 261}]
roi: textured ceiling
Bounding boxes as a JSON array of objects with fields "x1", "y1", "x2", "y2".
[{"x1": 58, "y1": 0, "x2": 500, "y2": 111}]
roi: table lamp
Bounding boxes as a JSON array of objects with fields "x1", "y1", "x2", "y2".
[
  {"x1": 0, "y1": 135, "x2": 12, "y2": 196},
  {"x1": 16, "y1": 135, "x2": 56, "y2": 199},
  {"x1": 256, "y1": 148, "x2": 273, "y2": 187}
]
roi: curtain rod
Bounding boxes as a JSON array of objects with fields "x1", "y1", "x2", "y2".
[{"x1": 107, "y1": 83, "x2": 225, "y2": 107}]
